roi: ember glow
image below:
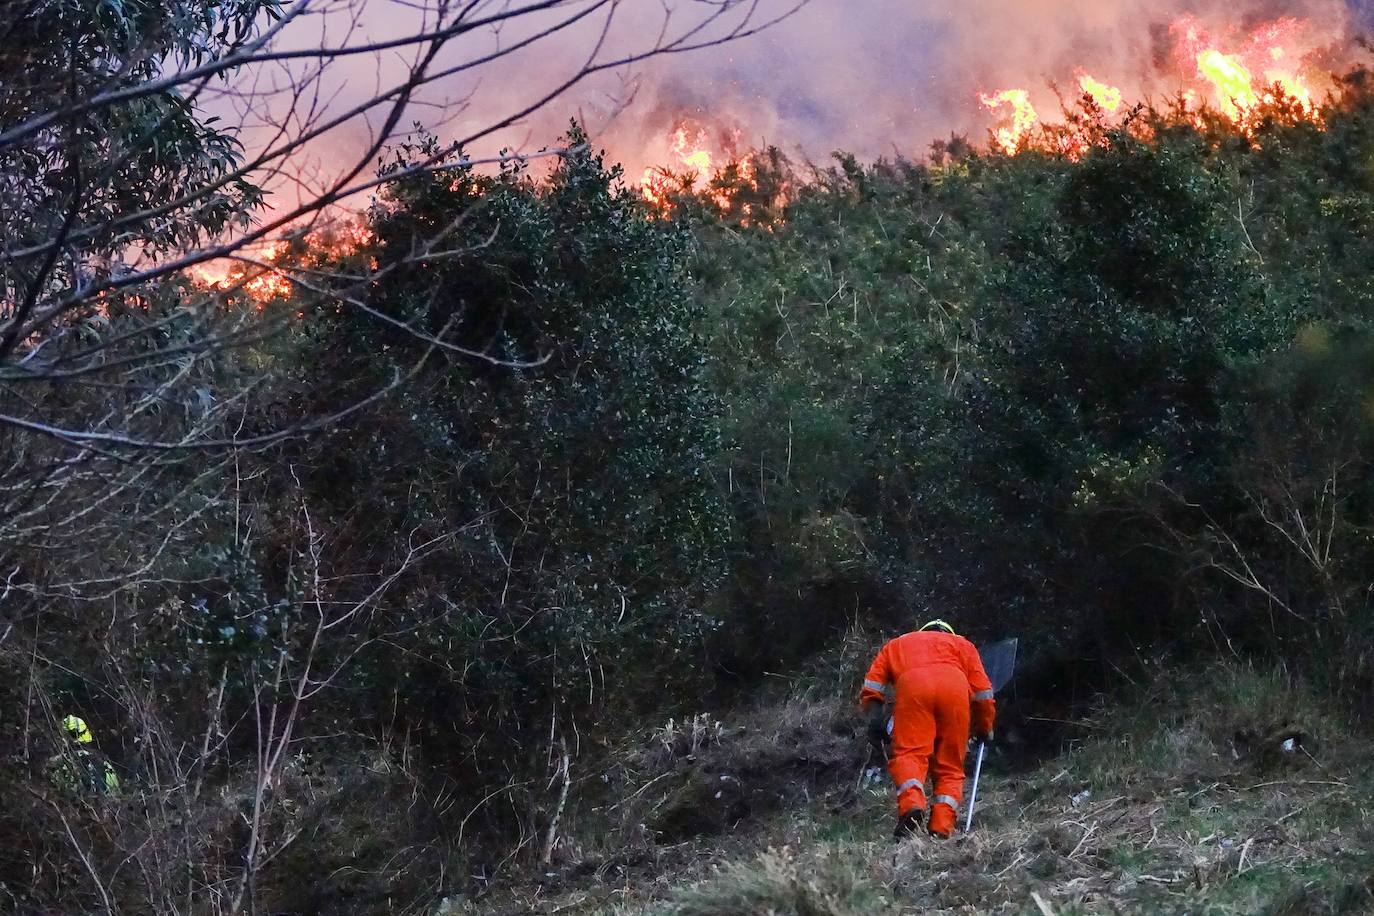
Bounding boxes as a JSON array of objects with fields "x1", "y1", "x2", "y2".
[
  {"x1": 190, "y1": 240, "x2": 292, "y2": 302},
  {"x1": 189, "y1": 223, "x2": 374, "y2": 304}
]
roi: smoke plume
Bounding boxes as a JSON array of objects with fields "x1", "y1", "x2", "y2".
[{"x1": 219, "y1": 0, "x2": 1369, "y2": 209}]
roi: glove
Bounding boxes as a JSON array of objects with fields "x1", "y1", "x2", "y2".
[
  {"x1": 972, "y1": 729, "x2": 994, "y2": 745},
  {"x1": 865, "y1": 706, "x2": 889, "y2": 748}
]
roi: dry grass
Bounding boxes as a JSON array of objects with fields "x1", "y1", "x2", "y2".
[
  {"x1": 658, "y1": 846, "x2": 891, "y2": 916},
  {"x1": 465, "y1": 664, "x2": 1374, "y2": 915}
]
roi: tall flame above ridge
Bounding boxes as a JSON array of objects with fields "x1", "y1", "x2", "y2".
[
  {"x1": 634, "y1": 9, "x2": 1348, "y2": 218},
  {"x1": 185, "y1": 1, "x2": 1363, "y2": 301},
  {"x1": 972, "y1": 12, "x2": 1340, "y2": 155},
  {"x1": 979, "y1": 89, "x2": 1039, "y2": 154},
  {"x1": 1196, "y1": 49, "x2": 1258, "y2": 119},
  {"x1": 1173, "y1": 15, "x2": 1323, "y2": 118},
  {"x1": 1078, "y1": 75, "x2": 1123, "y2": 112}
]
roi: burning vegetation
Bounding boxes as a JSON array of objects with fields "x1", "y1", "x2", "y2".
[
  {"x1": 634, "y1": 14, "x2": 1347, "y2": 220},
  {"x1": 189, "y1": 223, "x2": 374, "y2": 303},
  {"x1": 640, "y1": 124, "x2": 722, "y2": 209},
  {"x1": 639, "y1": 120, "x2": 765, "y2": 220},
  {"x1": 16, "y1": 0, "x2": 1374, "y2": 911},
  {"x1": 979, "y1": 14, "x2": 1339, "y2": 155},
  {"x1": 190, "y1": 240, "x2": 294, "y2": 302},
  {"x1": 189, "y1": 12, "x2": 1356, "y2": 306}
]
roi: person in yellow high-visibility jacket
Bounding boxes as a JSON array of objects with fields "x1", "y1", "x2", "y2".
[{"x1": 50, "y1": 714, "x2": 120, "y2": 796}]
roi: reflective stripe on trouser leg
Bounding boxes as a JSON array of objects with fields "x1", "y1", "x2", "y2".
[
  {"x1": 888, "y1": 744, "x2": 931, "y2": 817},
  {"x1": 933, "y1": 794, "x2": 959, "y2": 812},
  {"x1": 894, "y1": 777, "x2": 926, "y2": 816},
  {"x1": 929, "y1": 697, "x2": 970, "y2": 807}
]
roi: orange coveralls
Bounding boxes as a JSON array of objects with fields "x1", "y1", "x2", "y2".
[{"x1": 860, "y1": 630, "x2": 996, "y2": 831}]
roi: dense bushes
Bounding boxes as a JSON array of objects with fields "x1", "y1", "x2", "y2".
[
  {"x1": 237, "y1": 126, "x2": 733, "y2": 848},
  {"x1": 298, "y1": 126, "x2": 726, "y2": 718},
  {"x1": 695, "y1": 77, "x2": 1374, "y2": 698},
  {"x1": 0, "y1": 125, "x2": 731, "y2": 910},
  {"x1": 8, "y1": 61, "x2": 1374, "y2": 912}
]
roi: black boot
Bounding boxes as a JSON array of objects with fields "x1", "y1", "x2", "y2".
[{"x1": 892, "y1": 808, "x2": 924, "y2": 839}]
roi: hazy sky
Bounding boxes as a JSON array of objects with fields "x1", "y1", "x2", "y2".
[{"x1": 216, "y1": 0, "x2": 1368, "y2": 210}]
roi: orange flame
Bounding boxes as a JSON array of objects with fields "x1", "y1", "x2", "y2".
[
  {"x1": 980, "y1": 15, "x2": 1330, "y2": 156},
  {"x1": 979, "y1": 89, "x2": 1038, "y2": 154},
  {"x1": 640, "y1": 120, "x2": 761, "y2": 219},
  {"x1": 1180, "y1": 15, "x2": 1319, "y2": 120},
  {"x1": 642, "y1": 125, "x2": 717, "y2": 208},
  {"x1": 189, "y1": 240, "x2": 292, "y2": 302},
  {"x1": 1078, "y1": 74, "x2": 1123, "y2": 112},
  {"x1": 189, "y1": 222, "x2": 375, "y2": 304},
  {"x1": 1196, "y1": 49, "x2": 1259, "y2": 119}
]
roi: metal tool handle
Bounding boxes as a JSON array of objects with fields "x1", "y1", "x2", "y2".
[{"x1": 964, "y1": 740, "x2": 986, "y2": 833}]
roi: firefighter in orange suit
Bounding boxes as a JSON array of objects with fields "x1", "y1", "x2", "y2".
[{"x1": 860, "y1": 619, "x2": 995, "y2": 838}]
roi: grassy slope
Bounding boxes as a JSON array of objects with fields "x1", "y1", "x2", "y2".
[{"x1": 461, "y1": 666, "x2": 1374, "y2": 915}]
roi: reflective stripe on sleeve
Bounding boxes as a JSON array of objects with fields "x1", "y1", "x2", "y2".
[
  {"x1": 863, "y1": 679, "x2": 887, "y2": 693},
  {"x1": 973, "y1": 689, "x2": 994, "y2": 701},
  {"x1": 933, "y1": 794, "x2": 959, "y2": 812}
]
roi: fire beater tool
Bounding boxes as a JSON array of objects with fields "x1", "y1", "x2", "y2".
[{"x1": 965, "y1": 636, "x2": 1018, "y2": 833}]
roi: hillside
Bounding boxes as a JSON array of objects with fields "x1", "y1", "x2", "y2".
[
  {"x1": 462, "y1": 665, "x2": 1374, "y2": 915},
  {"x1": 8, "y1": 7, "x2": 1374, "y2": 909}
]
